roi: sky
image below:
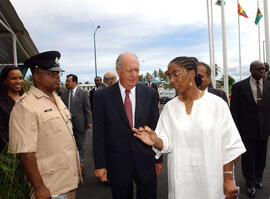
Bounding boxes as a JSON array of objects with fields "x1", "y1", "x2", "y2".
[{"x1": 10, "y1": 0, "x2": 269, "y2": 83}]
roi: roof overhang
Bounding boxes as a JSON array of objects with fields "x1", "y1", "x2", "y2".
[{"x1": 0, "y1": 0, "x2": 38, "y2": 76}]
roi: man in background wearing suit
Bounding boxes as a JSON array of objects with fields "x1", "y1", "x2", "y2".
[
  {"x1": 96, "y1": 72, "x2": 117, "y2": 90},
  {"x1": 145, "y1": 75, "x2": 158, "y2": 90},
  {"x1": 263, "y1": 62, "x2": 270, "y2": 81},
  {"x1": 230, "y1": 60, "x2": 270, "y2": 197},
  {"x1": 62, "y1": 74, "x2": 92, "y2": 170},
  {"x1": 197, "y1": 62, "x2": 228, "y2": 103},
  {"x1": 89, "y1": 76, "x2": 102, "y2": 113},
  {"x1": 93, "y1": 52, "x2": 162, "y2": 199},
  {"x1": 145, "y1": 75, "x2": 160, "y2": 104}
]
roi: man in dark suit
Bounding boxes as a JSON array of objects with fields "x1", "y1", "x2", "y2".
[
  {"x1": 93, "y1": 52, "x2": 162, "y2": 199},
  {"x1": 62, "y1": 74, "x2": 92, "y2": 169},
  {"x1": 230, "y1": 60, "x2": 270, "y2": 197},
  {"x1": 263, "y1": 62, "x2": 270, "y2": 81},
  {"x1": 197, "y1": 62, "x2": 228, "y2": 103},
  {"x1": 96, "y1": 72, "x2": 117, "y2": 91},
  {"x1": 145, "y1": 75, "x2": 160, "y2": 104},
  {"x1": 145, "y1": 75, "x2": 158, "y2": 90},
  {"x1": 89, "y1": 76, "x2": 102, "y2": 112}
]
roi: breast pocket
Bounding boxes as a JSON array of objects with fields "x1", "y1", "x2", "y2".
[{"x1": 41, "y1": 111, "x2": 62, "y2": 135}]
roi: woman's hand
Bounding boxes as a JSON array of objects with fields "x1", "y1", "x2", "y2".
[
  {"x1": 223, "y1": 177, "x2": 239, "y2": 199},
  {"x1": 133, "y1": 126, "x2": 158, "y2": 146}
]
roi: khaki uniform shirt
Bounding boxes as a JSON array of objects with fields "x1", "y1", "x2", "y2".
[{"x1": 9, "y1": 86, "x2": 80, "y2": 195}]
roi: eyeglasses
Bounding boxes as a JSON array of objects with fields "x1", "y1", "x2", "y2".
[
  {"x1": 168, "y1": 70, "x2": 187, "y2": 80},
  {"x1": 38, "y1": 71, "x2": 63, "y2": 77},
  {"x1": 254, "y1": 67, "x2": 265, "y2": 71}
]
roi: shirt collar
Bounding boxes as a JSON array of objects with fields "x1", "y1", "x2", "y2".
[
  {"x1": 30, "y1": 86, "x2": 50, "y2": 98},
  {"x1": 250, "y1": 76, "x2": 263, "y2": 85},
  {"x1": 72, "y1": 86, "x2": 78, "y2": 93},
  {"x1": 118, "y1": 82, "x2": 136, "y2": 95}
]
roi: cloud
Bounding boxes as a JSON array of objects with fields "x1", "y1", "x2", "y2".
[{"x1": 10, "y1": 0, "x2": 269, "y2": 83}]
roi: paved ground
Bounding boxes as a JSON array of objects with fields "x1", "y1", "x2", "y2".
[{"x1": 77, "y1": 105, "x2": 270, "y2": 199}]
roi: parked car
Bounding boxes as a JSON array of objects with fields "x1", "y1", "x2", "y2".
[{"x1": 159, "y1": 88, "x2": 176, "y2": 104}]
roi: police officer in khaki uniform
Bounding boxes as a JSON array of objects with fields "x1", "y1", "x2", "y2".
[{"x1": 8, "y1": 51, "x2": 80, "y2": 199}]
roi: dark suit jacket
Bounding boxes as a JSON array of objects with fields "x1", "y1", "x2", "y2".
[
  {"x1": 96, "y1": 83, "x2": 107, "y2": 91},
  {"x1": 62, "y1": 87, "x2": 92, "y2": 133},
  {"x1": 230, "y1": 77, "x2": 270, "y2": 141},
  {"x1": 208, "y1": 87, "x2": 228, "y2": 104},
  {"x1": 145, "y1": 82, "x2": 158, "y2": 90},
  {"x1": 145, "y1": 83, "x2": 159, "y2": 102},
  {"x1": 93, "y1": 83, "x2": 160, "y2": 186},
  {"x1": 89, "y1": 88, "x2": 95, "y2": 112}
]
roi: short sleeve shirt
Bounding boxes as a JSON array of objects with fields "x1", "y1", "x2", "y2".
[{"x1": 8, "y1": 86, "x2": 80, "y2": 195}]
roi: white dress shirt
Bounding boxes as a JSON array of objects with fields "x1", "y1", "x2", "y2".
[
  {"x1": 119, "y1": 82, "x2": 136, "y2": 127},
  {"x1": 249, "y1": 76, "x2": 263, "y2": 103}
]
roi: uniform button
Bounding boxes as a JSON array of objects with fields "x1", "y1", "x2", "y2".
[{"x1": 50, "y1": 169, "x2": 54, "y2": 172}]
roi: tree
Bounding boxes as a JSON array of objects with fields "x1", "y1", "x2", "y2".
[
  {"x1": 153, "y1": 70, "x2": 158, "y2": 78},
  {"x1": 139, "y1": 74, "x2": 144, "y2": 82},
  {"x1": 22, "y1": 75, "x2": 33, "y2": 92},
  {"x1": 220, "y1": 75, "x2": 236, "y2": 94},
  {"x1": 215, "y1": 64, "x2": 221, "y2": 77}
]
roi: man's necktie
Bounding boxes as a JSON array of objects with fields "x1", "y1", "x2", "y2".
[
  {"x1": 148, "y1": 83, "x2": 151, "y2": 87},
  {"x1": 69, "y1": 90, "x2": 74, "y2": 113},
  {"x1": 256, "y1": 80, "x2": 262, "y2": 103},
  {"x1": 124, "y1": 90, "x2": 133, "y2": 129}
]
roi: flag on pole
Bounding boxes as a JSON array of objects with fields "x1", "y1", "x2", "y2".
[
  {"x1": 216, "y1": 0, "x2": 225, "y2": 6},
  {"x1": 238, "y1": 3, "x2": 248, "y2": 18},
  {"x1": 255, "y1": 8, "x2": 263, "y2": 25}
]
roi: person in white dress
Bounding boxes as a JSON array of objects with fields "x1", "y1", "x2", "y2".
[{"x1": 133, "y1": 57, "x2": 246, "y2": 199}]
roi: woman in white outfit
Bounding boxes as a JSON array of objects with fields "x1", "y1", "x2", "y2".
[{"x1": 133, "y1": 57, "x2": 246, "y2": 199}]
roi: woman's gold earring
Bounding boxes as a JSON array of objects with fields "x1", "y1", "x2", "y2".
[{"x1": 189, "y1": 82, "x2": 192, "y2": 87}]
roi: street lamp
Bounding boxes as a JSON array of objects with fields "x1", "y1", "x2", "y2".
[{"x1": 93, "y1": 25, "x2": 101, "y2": 77}]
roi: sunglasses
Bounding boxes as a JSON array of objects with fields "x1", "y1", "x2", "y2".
[{"x1": 254, "y1": 67, "x2": 265, "y2": 71}]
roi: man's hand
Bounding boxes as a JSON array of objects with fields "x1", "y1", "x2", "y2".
[
  {"x1": 155, "y1": 163, "x2": 162, "y2": 176},
  {"x1": 88, "y1": 124, "x2": 92, "y2": 129},
  {"x1": 35, "y1": 185, "x2": 51, "y2": 199},
  {"x1": 95, "y1": 168, "x2": 107, "y2": 182}
]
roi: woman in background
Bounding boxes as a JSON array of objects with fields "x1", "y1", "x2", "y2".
[
  {"x1": 0, "y1": 66, "x2": 23, "y2": 151},
  {"x1": 133, "y1": 56, "x2": 246, "y2": 199}
]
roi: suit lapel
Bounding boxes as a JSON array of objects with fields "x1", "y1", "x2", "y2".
[
  {"x1": 111, "y1": 83, "x2": 130, "y2": 127},
  {"x1": 243, "y1": 78, "x2": 257, "y2": 106},
  {"x1": 72, "y1": 88, "x2": 80, "y2": 104},
  {"x1": 135, "y1": 84, "x2": 143, "y2": 128}
]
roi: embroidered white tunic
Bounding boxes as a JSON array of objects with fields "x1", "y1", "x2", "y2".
[{"x1": 154, "y1": 92, "x2": 246, "y2": 199}]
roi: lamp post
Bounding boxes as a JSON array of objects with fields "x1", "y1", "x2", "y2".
[{"x1": 93, "y1": 25, "x2": 101, "y2": 77}]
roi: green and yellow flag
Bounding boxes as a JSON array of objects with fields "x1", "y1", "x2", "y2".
[{"x1": 255, "y1": 8, "x2": 263, "y2": 25}]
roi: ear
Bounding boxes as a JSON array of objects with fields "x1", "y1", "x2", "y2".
[
  {"x1": 116, "y1": 67, "x2": 120, "y2": 76},
  {"x1": 189, "y1": 70, "x2": 196, "y2": 79}
]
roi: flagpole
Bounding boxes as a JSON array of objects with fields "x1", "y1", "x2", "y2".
[
  {"x1": 258, "y1": 1, "x2": 262, "y2": 61},
  {"x1": 206, "y1": 0, "x2": 214, "y2": 84},
  {"x1": 221, "y1": 0, "x2": 229, "y2": 98},
  {"x1": 237, "y1": 0, "x2": 242, "y2": 80},
  {"x1": 210, "y1": 0, "x2": 216, "y2": 88},
  {"x1": 264, "y1": 0, "x2": 270, "y2": 64}
]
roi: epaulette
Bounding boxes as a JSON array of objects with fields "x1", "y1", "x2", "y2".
[{"x1": 15, "y1": 91, "x2": 30, "y2": 104}]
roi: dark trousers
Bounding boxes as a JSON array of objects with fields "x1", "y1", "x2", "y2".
[
  {"x1": 241, "y1": 139, "x2": 268, "y2": 187},
  {"x1": 110, "y1": 168, "x2": 157, "y2": 199},
  {"x1": 73, "y1": 128, "x2": 86, "y2": 166}
]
